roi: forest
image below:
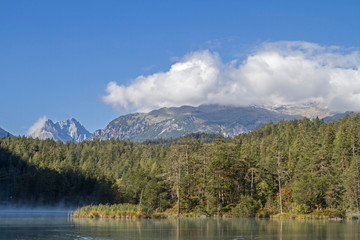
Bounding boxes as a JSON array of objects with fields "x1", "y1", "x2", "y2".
[{"x1": 1, "y1": 113, "x2": 360, "y2": 217}]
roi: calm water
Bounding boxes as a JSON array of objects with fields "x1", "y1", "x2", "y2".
[{"x1": 1, "y1": 211, "x2": 360, "y2": 239}]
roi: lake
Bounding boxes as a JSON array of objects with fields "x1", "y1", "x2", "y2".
[{"x1": 0, "y1": 210, "x2": 360, "y2": 239}]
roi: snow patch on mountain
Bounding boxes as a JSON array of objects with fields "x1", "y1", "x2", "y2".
[{"x1": 256, "y1": 101, "x2": 335, "y2": 119}]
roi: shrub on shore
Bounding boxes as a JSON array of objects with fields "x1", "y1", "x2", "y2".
[
  {"x1": 72, "y1": 204, "x2": 150, "y2": 219},
  {"x1": 271, "y1": 209, "x2": 345, "y2": 220}
]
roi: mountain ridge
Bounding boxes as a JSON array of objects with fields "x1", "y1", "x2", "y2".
[
  {"x1": 25, "y1": 104, "x2": 349, "y2": 143},
  {"x1": 0, "y1": 127, "x2": 13, "y2": 138},
  {"x1": 28, "y1": 118, "x2": 91, "y2": 143},
  {"x1": 91, "y1": 104, "x2": 303, "y2": 142}
]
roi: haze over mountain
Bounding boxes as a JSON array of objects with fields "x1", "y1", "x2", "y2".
[
  {"x1": 0, "y1": 127, "x2": 12, "y2": 138},
  {"x1": 28, "y1": 117, "x2": 91, "y2": 143}
]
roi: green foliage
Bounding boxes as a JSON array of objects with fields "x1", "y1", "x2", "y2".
[
  {"x1": 143, "y1": 132, "x2": 219, "y2": 146},
  {"x1": 231, "y1": 195, "x2": 261, "y2": 217},
  {"x1": 151, "y1": 212, "x2": 168, "y2": 219},
  {"x1": 73, "y1": 204, "x2": 149, "y2": 218},
  {"x1": 2, "y1": 113, "x2": 360, "y2": 217},
  {"x1": 310, "y1": 209, "x2": 345, "y2": 219}
]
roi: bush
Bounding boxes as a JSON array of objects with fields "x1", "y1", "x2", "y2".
[
  {"x1": 151, "y1": 212, "x2": 168, "y2": 219},
  {"x1": 231, "y1": 195, "x2": 261, "y2": 217},
  {"x1": 256, "y1": 208, "x2": 272, "y2": 218},
  {"x1": 292, "y1": 203, "x2": 311, "y2": 214},
  {"x1": 88, "y1": 210, "x2": 100, "y2": 218},
  {"x1": 310, "y1": 209, "x2": 345, "y2": 219},
  {"x1": 72, "y1": 204, "x2": 150, "y2": 218}
]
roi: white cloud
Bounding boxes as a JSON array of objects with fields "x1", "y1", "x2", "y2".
[{"x1": 103, "y1": 41, "x2": 360, "y2": 113}]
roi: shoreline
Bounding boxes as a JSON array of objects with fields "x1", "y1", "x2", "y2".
[{"x1": 71, "y1": 204, "x2": 357, "y2": 221}]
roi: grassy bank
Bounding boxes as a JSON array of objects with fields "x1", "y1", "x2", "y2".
[
  {"x1": 72, "y1": 204, "x2": 148, "y2": 219},
  {"x1": 271, "y1": 209, "x2": 345, "y2": 220},
  {"x1": 73, "y1": 204, "x2": 350, "y2": 221},
  {"x1": 72, "y1": 204, "x2": 168, "y2": 219}
]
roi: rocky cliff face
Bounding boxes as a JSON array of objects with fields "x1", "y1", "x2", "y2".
[
  {"x1": 91, "y1": 104, "x2": 301, "y2": 142},
  {"x1": 28, "y1": 118, "x2": 91, "y2": 143}
]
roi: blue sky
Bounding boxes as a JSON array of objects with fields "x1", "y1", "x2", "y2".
[{"x1": 1, "y1": 0, "x2": 359, "y2": 136}]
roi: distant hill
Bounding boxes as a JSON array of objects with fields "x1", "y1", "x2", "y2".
[
  {"x1": 143, "y1": 132, "x2": 220, "y2": 146},
  {"x1": 91, "y1": 104, "x2": 302, "y2": 142},
  {"x1": 28, "y1": 118, "x2": 91, "y2": 143},
  {"x1": 0, "y1": 127, "x2": 12, "y2": 138},
  {"x1": 322, "y1": 111, "x2": 357, "y2": 123}
]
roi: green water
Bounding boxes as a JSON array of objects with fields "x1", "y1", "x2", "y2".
[{"x1": 1, "y1": 211, "x2": 360, "y2": 239}]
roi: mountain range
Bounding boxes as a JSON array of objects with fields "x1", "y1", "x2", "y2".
[
  {"x1": 21, "y1": 104, "x2": 352, "y2": 143},
  {"x1": 0, "y1": 127, "x2": 12, "y2": 138},
  {"x1": 27, "y1": 118, "x2": 91, "y2": 143},
  {"x1": 91, "y1": 104, "x2": 301, "y2": 142}
]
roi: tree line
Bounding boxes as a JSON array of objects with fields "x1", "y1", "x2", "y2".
[{"x1": 1, "y1": 113, "x2": 360, "y2": 216}]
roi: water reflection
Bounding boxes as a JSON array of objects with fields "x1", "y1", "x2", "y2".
[
  {"x1": 1, "y1": 213, "x2": 360, "y2": 240},
  {"x1": 71, "y1": 217, "x2": 360, "y2": 240}
]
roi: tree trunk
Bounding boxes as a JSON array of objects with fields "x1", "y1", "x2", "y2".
[
  {"x1": 357, "y1": 179, "x2": 360, "y2": 214},
  {"x1": 185, "y1": 145, "x2": 190, "y2": 197},
  {"x1": 277, "y1": 151, "x2": 283, "y2": 214},
  {"x1": 251, "y1": 168, "x2": 254, "y2": 198},
  {"x1": 288, "y1": 148, "x2": 291, "y2": 168},
  {"x1": 203, "y1": 150, "x2": 207, "y2": 199},
  {"x1": 353, "y1": 143, "x2": 355, "y2": 157},
  {"x1": 357, "y1": 157, "x2": 360, "y2": 214},
  {"x1": 177, "y1": 160, "x2": 181, "y2": 217}
]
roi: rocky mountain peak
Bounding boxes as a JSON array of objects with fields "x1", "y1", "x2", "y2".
[{"x1": 28, "y1": 117, "x2": 91, "y2": 143}]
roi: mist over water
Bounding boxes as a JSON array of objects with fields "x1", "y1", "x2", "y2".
[{"x1": 0, "y1": 205, "x2": 75, "y2": 218}]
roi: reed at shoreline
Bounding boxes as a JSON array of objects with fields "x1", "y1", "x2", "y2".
[{"x1": 72, "y1": 204, "x2": 168, "y2": 219}]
